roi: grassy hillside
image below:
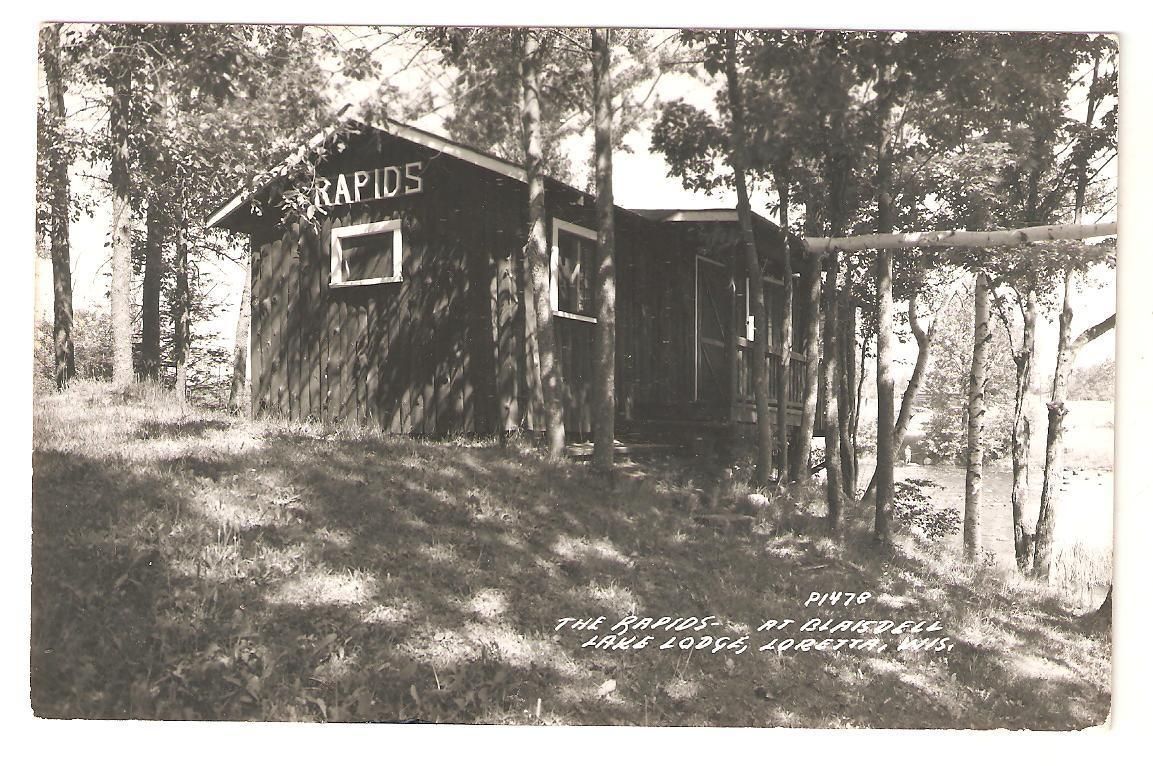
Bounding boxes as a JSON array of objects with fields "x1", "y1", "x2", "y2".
[{"x1": 30, "y1": 382, "x2": 1110, "y2": 727}]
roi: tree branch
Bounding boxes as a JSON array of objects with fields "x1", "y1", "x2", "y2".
[
  {"x1": 1070, "y1": 313, "x2": 1116, "y2": 357},
  {"x1": 804, "y1": 222, "x2": 1116, "y2": 254}
]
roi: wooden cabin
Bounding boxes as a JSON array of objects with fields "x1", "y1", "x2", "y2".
[{"x1": 206, "y1": 115, "x2": 823, "y2": 444}]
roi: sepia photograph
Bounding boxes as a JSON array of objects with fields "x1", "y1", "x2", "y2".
[{"x1": 28, "y1": 12, "x2": 1128, "y2": 734}]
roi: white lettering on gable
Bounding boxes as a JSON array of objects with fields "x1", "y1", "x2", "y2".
[{"x1": 313, "y1": 161, "x2": 426, "y2": 208}]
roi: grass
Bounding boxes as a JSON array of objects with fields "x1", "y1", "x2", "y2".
[{"x1": 31, "y1": 381, "x2": 1110, "y2": 727}]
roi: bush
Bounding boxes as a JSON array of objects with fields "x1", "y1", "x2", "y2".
[
  {"x1": 921, "y1": 406, "x2": 1012, "y2": 465},
  {"x1": 34, "y1": 309, "x2": 115, "y2": 386},
  {"x1": 892, "y1": 478, "x2": 960, "y2": 540}
]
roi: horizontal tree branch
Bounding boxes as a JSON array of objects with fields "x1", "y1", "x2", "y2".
[
  {"x1": 1071, "y1": 313, "x2": 1116, "y2": 357},
  {"x1": 804, "y1": 222, "x2": 1117, "y2": 254}
]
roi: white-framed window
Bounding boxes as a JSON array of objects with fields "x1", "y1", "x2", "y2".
[
  {"x1": 330, "y1": 219, "x2": 403, "y2": 288},
  {"x1": 550, "y1": 218, "x2": 597, "y2": 323}
]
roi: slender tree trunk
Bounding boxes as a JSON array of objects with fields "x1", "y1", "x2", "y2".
[
  {"x1": 39, "y1": 25, "x2": 75, "y2": 389},
  {"x1": 1033, "y1": 309, "x2": 1115, "y2": 577},
  {"x1": 836, "y1": 272, "x2": 856, "y2": 495},
  {"x1": 864, "y1": 257, "x2": 934, "y2": 498},
  {"x1": 773, "y1": 166, "x2": 793, "y2": 484},
  {"x1": 1033, "y1": 272, "x2": 1073, "y2": 578},
  {"x1": 519, "y1": 31, "x2": 565, "y2": 457},
  {"x1": 854, "y1": 334, "x2": 869, "y2": 460},
  {"x1": 823, "y1": 251, "x2": 844, "y2": 528},
  {"x1": 1011, "y1": 284, "x2": 1038, "y2": 571},
  {"x1": 792, "y1": 200, "x2": 824, "y2": 481},
  {"x1": 724, "y1": 31, "x2": 774, "y2": 487},
  {"x1": 172, "y1": 209, "x2": 190, "y2": 403},
  {"x1": 140, "y1": 199, "x2": 166, "y2": 381},
  {"x1": 228, "y1": 253, "x2": 251, "y2": 412},
  {"x1": 107, "y1": 69, "x2": 134, "y2": 387},
  {"x1": 871, "y1": 233, "x2": 899, "y2": 544},
  {"x1": 964, "y1": 271, "x2": 990, "y2": 559},
  {"x1": 871, "y1": 67, "x2": 901, "y2": 545},
  {"x1": 1035, "y1": 52, "x2": 1104, "y2": 578},
  {"x1": 591, "y1": 28, "x2": 617, "y2": 472}
]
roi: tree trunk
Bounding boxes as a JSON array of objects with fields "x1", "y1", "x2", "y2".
[
  {"x1": 876, "y1": 233, "x2": 894, "y2": 544},
  {"x1": 1035, "y1": 53, "x2": 1106, "y2": 578},
  {"x1": 1011, "y1": 284, "x2": 1038, "y2": 572},
  {"x1": 1089, "y1": 584, "x2": 1112, "y2": 626},
  {"x1": 107, "y1": 68, "x2": 134, "y2": 387},
  {"x1": 39, "y1": 25, "x2": 75, "y2": 389},
  {"x1": 836, "y1": 273, "x2": 856, "y2": 495},
  {"x1": 964, "y1": 272, "x2": 990, "y2": 559},
  {"x1": 519, "y1": 31, "x2": 565, "y2": 457},
  {"x1": 792, "y1": 200, "x2": 824, "y2": 482},
  {"x1": 872, "y1": 71, "x2": 900, "y2": 546},
  {"x1": 724, "y1": 31, "x2": 774, "y2": 487},
  {"x1": 140, "y1": 199, "x2": 166, "y2": 381},
  {"x1": 591, "y1": 27, "x2": 617, "y2": 473},
  {"x1": 1033, "y1": 306, "x2": 1116, "y2": 577},
  {"x1": 823, "y1": 251, "x2": 844, "y2": 528},
  {"x1": 773, "y1": 166, "x2": 793, "y2": 485},
  {"x1": 803, "y1": 221, "x2": 1116, "y2": 254},
  {"x1": 228, "y1": 253, "x2": 251, "y2": 413},
  {"x1": 864, "y1": 256, "x2": 934, "y2": 498},
  {"x1": 854, "y1": 334, "x2": 869, "y2": 463},
  {"x1": 172, "y1": 209, "x2": 190, "y2": 404}
]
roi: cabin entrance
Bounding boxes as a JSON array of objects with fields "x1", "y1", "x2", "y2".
[{"x1": 695, "y1": 255, "x2": 730, "y2": 404}]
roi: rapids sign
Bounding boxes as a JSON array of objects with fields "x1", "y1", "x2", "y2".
[{"x1": 313, "y1": 161, "x2": 424, "y2": 208}]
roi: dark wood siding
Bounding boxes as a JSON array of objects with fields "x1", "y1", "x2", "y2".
[
  {"x1": 244, "y1": 124, "x2": 821, "y2": 437},
  {"x1": 248, "y1": 130, "x2": 509, "y2": 434}
]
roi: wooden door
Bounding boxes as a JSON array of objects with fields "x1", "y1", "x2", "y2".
[{"x1": 695, "y1": 256, "x2": 730, "y2": 403}]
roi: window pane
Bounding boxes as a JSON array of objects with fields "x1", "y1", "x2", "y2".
[
  {"x1": 340, "y1": 232, "x2": 394, "y2": 282},
  {"x1": 557, "y1": 231, "x2": 594, "y2": 315}
]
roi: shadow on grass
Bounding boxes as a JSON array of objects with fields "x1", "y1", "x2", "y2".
[{"x1": 31, "y1": 387, "x2": 1110, "y2": 727}]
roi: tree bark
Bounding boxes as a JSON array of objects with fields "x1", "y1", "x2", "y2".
[
  {"x1": 1010, "y1": 283, "x2": 1038, "y2": 572},
  {"x1": 39, "y1": 24, "x2": 75, "y2": 389},
  {"x1": 836, "y1": 272, "x2": 857, "y2": 495},
  {"x1": 519, "y1": 31, "x2": 565, "y2": 457},
  {"x1": 107, "y1": 67, "x2": 134, "y2": 387},
  {"x1": 140, "y1": 199, "x2": 166, "y2": 381},
  {"x1": 871, "y1": 65, "x2": 901, "y2": 546},
  {"x1": 773, "y1": 166, "x2": 794, "y2": 485},
  {"x1": 875, "y1": 242, "x2": 895, "y2": 547},
  {"x1": 863, "y1": 255, "x2": 934, "y2": 499},
  {"x1": 228, "y1": 253, "x2": 251, "y2": 413},
  {"x1": 823, "y1": 251, "x2": 844, "y2": 528},
  {"x1": 591, "y1": 28, "x2": 617, "y2": 472},
  {"x1": 964, "y1": 271, "x2": 990, "y2": 559},
  {"x1": 172, "y1": 208, "x2": 190, "y2": 404},
  {"x1": 724, "y1": 31, "x2": 774, "y2": 487},
  {"x1": 803, "y1": 222, "x2": 1116, "y2": 254},
  {"x1": 1035, "y1": 52, "x2": 1107, "y2": 578},
  {"x1": 791, "y1": 200, "x2": 824, "y2": 482},
  {"x1": 1033, "y1": 301, "x2": 1116, "y2": 578},
  {"x1": 874, "y1": 190, "x2": 896, "y2": 545}
]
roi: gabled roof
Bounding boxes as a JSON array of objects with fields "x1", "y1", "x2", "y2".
[
  {"x1": 205, "y1": 107, "x2": 537, "y2": 231},
  {"x1": 633, "y1": 209, "x2": 740, "y2": 223},
  {"x1": 204, "y1": 107, "x2": 779, "y2": 234}
]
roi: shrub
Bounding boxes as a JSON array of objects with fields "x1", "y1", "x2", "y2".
[{"x1": 892, "y1": 478, "x2": 960, "y2": 540}]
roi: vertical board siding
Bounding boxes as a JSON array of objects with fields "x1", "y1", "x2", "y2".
[{"x1": 244, "y1": 126, "x2": 813, "y2": 438}]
